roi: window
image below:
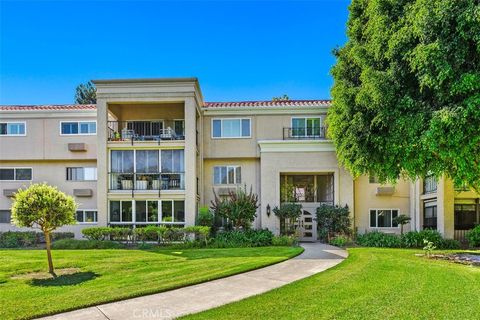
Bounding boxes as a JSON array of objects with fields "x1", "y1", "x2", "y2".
[
  {"x1": 161, "y1": 200, "x2": 185, "y2": 223},
  {"x1": 291, "y1": 117, "x2": 321, "y2": 137},
  {"x1": 135, "y1": 200, "x2": 159, "y2": 223},
  {"x1": 424, "y1": 203, "x2": 437, "y2": 229},
  {"x1": 0, "y1": 210, "x2": 11, "y2": 224},
  {"x1": 213, "y1": 166, "x2": 241, "y2": 185},
  {"x1": 174, "y1": 120, "x2": 184, "y2": 137},
  {"x1": 76, "y1": 210, "x2": 97, "y2": 223},
  {"x1": 111, "y1": 150, "x2": 134, "y2": 173},
  {"x1": 66, "y1": 167, "x2": 97, "y2": 181},
  {"x1": 454, "y1": 204, "x2": 477, "y2": 230},
  {"x1": 161, "y1": 150, "x2": 184, "y2": 173},
  {"x1": 0, "y1": 168, "x2": 32, "y2": 181},
  {"x1": 370, "y1": 209, "x2": 399, "y2": 228},
  {"x1": 109, "y1": 200, "x2": 133, "y2": 222},
  {"x1": 280, "y1": 174, "x2": 334, "y2": 203},
  {"x1": 136, "y1": 150, "x2": 159, "y2": 173},
  {"x1": 0, "y1": 122, "x2": 26, "y2": 136},
  {"x1": 60, "y1": 121, "x2": 96, "y2": 135},
  {"x1": 212, "y1": 118, "x2": 251, "y2": 138}
]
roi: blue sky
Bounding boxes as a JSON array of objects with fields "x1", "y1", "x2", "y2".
[{"x1": 0, "y1": 0, "x2": 350, "y2": 104}]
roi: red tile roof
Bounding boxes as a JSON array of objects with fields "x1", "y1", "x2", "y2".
[
  {"x1": 0, "y1": 100, "x2": 331, "y2": 111},
  {"x1": 0, "y1": 104, "x2": 96, "y2": 111},
  {"x1": 203, "y1": 100, "x2": 331, "y2": 108}
]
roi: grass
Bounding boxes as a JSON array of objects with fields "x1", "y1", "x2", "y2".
[
  {"x1": 0, "y1": 246, "x2": 302, "y2": 320},
  {"x1": 184, "y1": 248, "x2": 480, "y2": 320}
]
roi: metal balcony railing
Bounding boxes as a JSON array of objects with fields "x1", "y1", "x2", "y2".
[
  {"x1": 109, "y1": 172, "x2": 185, "y2": 191},
  {"x1": 423, "y1": 175, "x2": 437, "y2": 194},
  {"x1": 107, "y1": 121, "x2": 185, "y2": 142},
  {"x1": 283, "y1": 127, "x2": 326, "y2": 140}
]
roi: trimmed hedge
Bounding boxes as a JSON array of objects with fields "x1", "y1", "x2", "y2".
[
  {"x1": 0, "y1": 231, "x2": 74, "y2": 248},
  {"x1": 466, "y1": 225, "x2": 480, "y2": 248},
  {"x1": 356, "y1": 230, "x2": 460, "y2": 249},
  {"x1": 212, "y1": 229, "x2": 274, "y2": 248}
]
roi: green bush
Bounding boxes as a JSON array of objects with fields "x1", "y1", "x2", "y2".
[
  {"x1": 401, "y1": 230, "x2": 443, "y2": 248},
  {"x1": 0, "y1": 231, "x2": 37, "y2": 248},
  {"x1": 272, "y1": 235, "x2": 298, "y2": 247},
  {"x1": 329, "y1": 235, "x2": 349, "y2": 247},
  {"x1": 273, "y1": 203, "x2": 302, "y2": 236},
  {"x1": 184, "y1": 226, "x2": 211, "y2": 244},
  {"x1": 163, "y1": 227, "x2": 185, "y2": 243},
  {"x1": 438, "y1": 238, "x2": 461, "y2": 250},
  {"x1": 197, "y1": 206, "x2": 214, "y2": 227},
  {"x1": 356, "y1": 231, "x2": 402, "y2": 248},
  {"x1": 467, "y1": 225, "x2": 480, "y2": 248},
  {"x1": 51, "y1": 239, "x2": 124, "y2": 249},
  {"x1": 51, "y1": 232, "x2": 75, "y2": 241},
  {"x1": 212, "y1": 229, "x2": 273, "y2": 248},
  {"x1": 134, "y1": 225, "x2": 168, "y2": 244},
  {"x1": 82, "y1": 227, "x2": 112, "y2": 241},
  {"x1": 110, "y1": 227, "x2": 133, "y2": 242},
  {"x1": 316, "y1": 204, "x2": 351, "y2": 242}
]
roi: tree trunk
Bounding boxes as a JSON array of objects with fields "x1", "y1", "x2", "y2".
[
  {"x1": 400, "y1": 224, "x2": 404, "y2": 235},
  {"x1": 44, "y1": 231, "x2": 56, "y2": 277}
]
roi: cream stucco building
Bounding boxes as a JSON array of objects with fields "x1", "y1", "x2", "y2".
[{"x1": 1, "y1": 78, "x2": 478, "y2": 241}]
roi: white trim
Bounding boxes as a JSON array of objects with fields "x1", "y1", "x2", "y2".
[
  {"x1": 211, "y1": 118, "x2": 251, "y2": 139},
  {"x1": 258, "y1": 140, "x2": 334, "y2": 153},
  {"x1": 0, "y1": 167, "x2": 33, "y2": 181},
  {"x1": 0, "y1": 121, "x2": 27, "y2": 136},
  {"x1": 369, "y1": 208, "x2": 401, "y2": 228},
  {"x1": 59, "y1": 120, "x2": 97, "y2": 136}
]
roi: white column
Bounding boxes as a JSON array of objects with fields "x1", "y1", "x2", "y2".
[
  {"x1": 96, "y1": 99, "x2": 108, "y2": 227},
  {"x1": 184, "y1": 97, "x2": 197, "y2": 227}
]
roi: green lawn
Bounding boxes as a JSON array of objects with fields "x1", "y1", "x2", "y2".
[
  {"x1": 0, "y1": 246, "x2": 302, "y2": 320},
  {"x1": 184, "y1": 248, "x2": 480, "y2": 320}
]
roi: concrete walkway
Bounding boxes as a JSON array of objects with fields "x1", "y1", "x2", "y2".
[{"x1": 40, "y1": 243, "x2": 347, "y2": 320}]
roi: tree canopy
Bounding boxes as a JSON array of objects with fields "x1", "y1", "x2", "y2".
[
  {"x1": 329, "y1": 0, "x2": 480, "y2": 189},
  {"x1": 74, "y1": 81, "x2": 96, "y2": 104}
]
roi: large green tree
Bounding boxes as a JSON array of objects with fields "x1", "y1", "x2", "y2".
[
  {"x1": 330, "y1": 0, "x2": 480, "y2": 189},
  {"x1": 74, "y1": 81, "x2": 96, "y2": 104},
  {"x1": 11, "y1": 184, "x2": 77, "y2": 276}
]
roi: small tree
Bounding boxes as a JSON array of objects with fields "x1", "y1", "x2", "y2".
[
  {"x1": 74, "y1": 81, "x2": 96, "y2": 104},
  {"x1": 273, "y1": 203, "x2": 302, "y2": 236},
  {"x1": 393, "y1": 214, "x2": 411, "y2": 235},
  {"x1": 11, "y1": 184, "x2": 77, "y2": 277},
  {"x1": 211, "y1": 185, "x2": 259, "y2": 230},
  {"x1": 316, "y1": 204, "x2": 351, "y2": 242},
  {"x1": 197, "y1": 206, "x2": 214, "y2": 227}
]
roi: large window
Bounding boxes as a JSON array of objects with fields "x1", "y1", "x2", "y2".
[
  {"x1": 291, "y1": 117, "x2": 321, "y2": 137},
  {"x1": 0, "y1": 210, "x2": 11, "y2": 224},
  {"x1": 161, "y1": 150, "x2": 184, "y2": 173},
  {"x1": 455, "y1": 204, "x2": 478, "y2": 230},
  {"x1": 109, "y1": 200, "x2": 184, "y2": 224},
  {"x1": 280, "y1": 174, "x2": 334, "y2": 203},
  {"x1": 136, "y1": 150, "x2": 159, "y2": 173},
  {"x1": 212, "y1": 118, "x2": 251, "y2": 138},
  {"x1": 66, "y1": 167, "x2": 97, "y2": 181},
  {"x1": 0, "y1": 168, "x2": 32, "y2": 181},
  {"x1": 76, "y1": 210, "x2": 97, "y2": 223},
  {"x1": 111, "y1": 150, "x2": 134, "y2": 173},
  {"x1": 424, "y1": 203, "x2": 437, "y2": 229},
  {"x1": 0, "y1": 122, "x2": 26, "y2": 136},
  {"x1": 60, "y1": 121, "x2": 96, "y2": 135},
  {"x1": 370, "y1": 209, "x2": 399, "y2": 228},
  {"x1": 213, "y1": 166, "x2": 241, "y2": 185}
]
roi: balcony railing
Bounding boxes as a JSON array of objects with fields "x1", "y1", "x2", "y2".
[
  {"x1": 283, "y1": 127, "x2": 326, "y2": 140},
  {"x1": 423, "y1": 175, "x2": 437, "y2": 194},
  {"x1": 107, "y1": 121, "x2": 185, "y2": 142},
  {"x1": 109, "y1": 172, "x2": 185, "y2": 191}
]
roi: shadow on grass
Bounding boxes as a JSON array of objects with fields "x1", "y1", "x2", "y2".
[{"x1": 30, "y1": 272, "x2": 98, "y2": 287}]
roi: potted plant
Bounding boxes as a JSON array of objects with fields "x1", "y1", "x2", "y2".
[
  {"x1": 121, "y1": 177, "x2": 133, "y2": 190},
  {"x1": 135, "y1": 176, "x2": 148, "y2": 190}
]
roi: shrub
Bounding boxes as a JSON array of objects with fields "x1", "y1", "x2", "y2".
[
  {"x1": 272, "y1": 235, "x2": 298, "y2": 247},
  {"x1": 213, "y1": 229, "x2": 274, "y2": 248},
  {"x1": 356, "y1": 231, "x2": 402, "y2": 248},
  {"x1": 438, "y1": 238, "x2": 461, "y2": 250},
  {"x1": 134, "y1": 225, "x2": 168, "y2": 244},
  {"x1": 0, "y1": 231, "x2": 38, "y2": 248},
  {"x1": 316, "y1": 204, "x2": 351, "y2": 242},
  {"x1": 197, "y1": 206, "x2": 214, "y2": 227},
  {"x1": 467, "y1": 225, "x2": 480, "y2": 248},
  {"x1": 82, "y1": 227, "x2": 112, "y2": 241},
  {"x1": 163, "y1": 227, "x2": 185, "y2": 243},
  {"x1": 51, "y1": 239, "x2": 124, "y2": 249},
  {"x1": 110, "y1": 227, "x2": 133, "y2": 243},
  {"x1": 50, "y1": 232, "x2": 75, "y2": 241},
  {"x1": 329, "y1": 235, "x2": 349, "y2": 247},
  {"x1": 273, "y1": 203, "x2": 302, "y2": 236},
  {"x1": 211, "y1": 185, "x2": 259, "y2": 229},
  {"x1": 401, "y1": 230, "x2": 443, "y2": 248},
  {"x1": 183, "y1": 226, "x2": 211, "y2": 245}
]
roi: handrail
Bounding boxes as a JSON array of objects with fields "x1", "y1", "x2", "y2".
[
  {"x1": 283, "y1": 126, "x2": 326, "y2": 140},
  {"x1": 108, "y1": 172, "x2": 185, "y2": 191}
]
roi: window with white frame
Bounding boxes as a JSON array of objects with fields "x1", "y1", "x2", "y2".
[
  {"x1": 60, "y1": 121, "x2": 96, "y2": 135},
  {"x1": 0, "y1": 122, "x2": 26, "y2": 136},
  {"x1": 108, "y1": 200, "x2": 185, "y2": 224},
  {"x1": 135, "y1": 200, "x2": 159, "y2": 223},
  {"x1": 213, "y1": 166, "x2": 241, "y2": 185},
  {"x1": 161, "y1": 200, "x2": 185, "y2": 223},
  {"x1": 291, "y1": 117, "x2": 321, "y2": 137},
  {"x1": 370, "y1": 209, "x2": 399, "y2": 228},
  {"x1": 76, "y1": 210, "x2": 97, "y2": 223},
  {"x1": 212, "y1": 118, "x2": 251, "y2": 138},
  {"x1": 109, "y1": 200, "x2": 133, "y2": 222},
  {"x1": 0, "y1": 168, "x2": 32, "y2": 181},
  {"x1": 66, "y1": 167, "x2": 97, "y2": 181}
]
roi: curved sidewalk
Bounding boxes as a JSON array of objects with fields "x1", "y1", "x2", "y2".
[{"x1": 40, "y1": 243, "x2": 347, "y2": 320}]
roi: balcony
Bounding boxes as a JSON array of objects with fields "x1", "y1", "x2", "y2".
[
  {"x1": 283, "y1": 127, "x2": 326, "y2": 140},
  {"x1": 423, "y1": 175, "x2": 437, "y2": 194},
  {"x1": 108, "y1": 121, "x2": 184, "y2": 143},
  {"x1": 109, "y1": 172, "x2": 185, "y2": 191}
]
